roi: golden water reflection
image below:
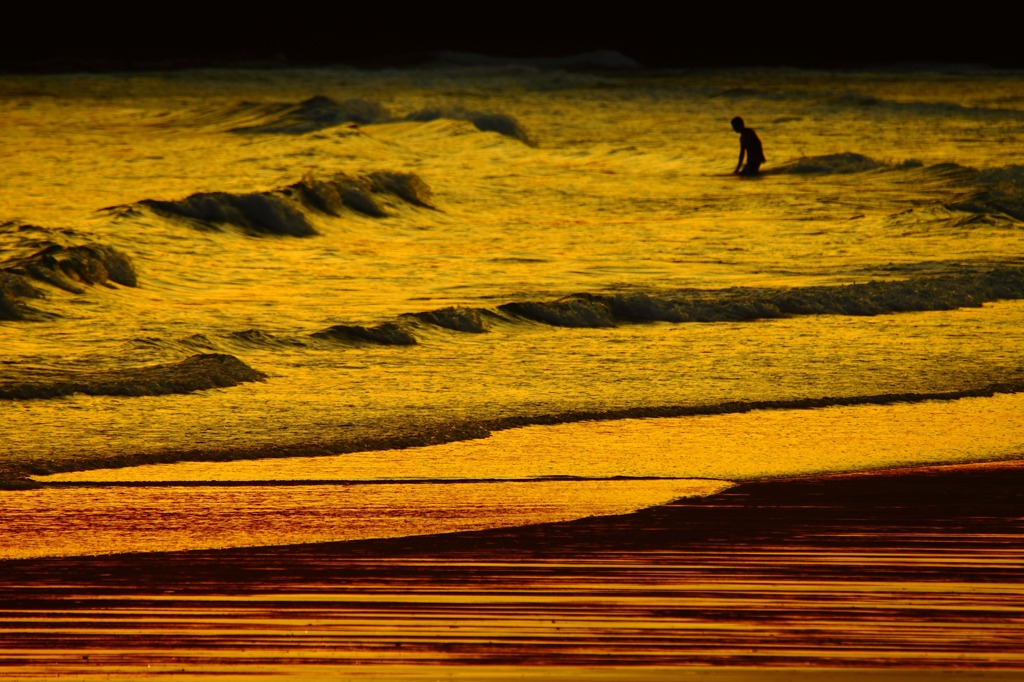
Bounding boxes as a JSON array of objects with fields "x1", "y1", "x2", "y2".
[
  {"x1": 0, "y1": 479, "x2": 728, "y2": 560},
  {"x1": 15, "y1": 393, "x2": 1024, "y2": 559},
  {"x1": 43, "y1": 392, "x2": 1024, "y2": 483}
]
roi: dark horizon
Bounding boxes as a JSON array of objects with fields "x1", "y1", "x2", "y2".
[{"x1": 4, "y1": 12, "x2": 1022, "y2": 73}]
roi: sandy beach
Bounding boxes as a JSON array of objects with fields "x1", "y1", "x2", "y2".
[{"x1": 0, "y1": 460, "x2": 1021, "y2": 680}]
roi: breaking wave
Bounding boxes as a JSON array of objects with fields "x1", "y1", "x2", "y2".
[
  {"x1": 223, "y1": 95, "x2": 534, "y2": 144},
  {"x1": 775, "y1": 152, "x2": 922, "y2": 175},
  {"x1": 0, "y1": 223, "x2": 137, "y2": 320},
  {"x1": 52, "y1": 264, "x2": 1023, "y2": 356},
  {"x1": 299, "y1": 267, "x2": 1024, "y2": 345},
  {"x1": 0, "y1": 272, "x2": 44, "y2": 321},
  {"x1": 128, "y1": 330, "x2": 311, "y2": 355},
  {"x1": 0, "y1": 353, "x2": 266, "y2": 400},
  {"x1": 507, "y1": 268, "x2": 1024, "y2": 327},
  {"x1": 491, "y1": 269, "x2": 1024, "y2": 327},
  {"x1": 228, "y1": 96, "x2": 390, "y2": 134},
  {"x1": 312, "y1": 323, "x2": 418, "y2": 346},
  {"x1": 405, "y1": 107, "x2": 534, "y2": 146},
  {"x1": 402, "y1": 306, "x2": 490, "y2": 333},
  {"x1": 771, "y1": 157, "x2": 1024, "y2": 224},
  {"x1": 945, "y1": 164, "x2": 1024, "y2": 221},
  {"x1": 132, "y1": 171, "x2": 434, "y2": 236}
]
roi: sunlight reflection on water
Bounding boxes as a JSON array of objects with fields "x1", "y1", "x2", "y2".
[
  {"x1": 43, "y1": 392, "x2": 1024, "y2": 483},
  {"x1": 0, "y1": 479, "x2": 728, "y2": 559},
  {"x1": 17, "y1": 392, "x2": 1024, "y2": 559}
]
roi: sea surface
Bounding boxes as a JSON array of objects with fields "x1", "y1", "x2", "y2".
[{"x1": 2, "y1": 55, "x2": 1024, "y2": 559}]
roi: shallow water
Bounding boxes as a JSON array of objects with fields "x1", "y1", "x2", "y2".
[
  {"x1": 0, "y1": 479, "x2": 729, "y2": 559},
  {"x1": 39, "y1": 392, "x2": 1024, "y2": 484},
  {"x1": 16, "y1": 392, "x2": 1024, "y2": 558}
]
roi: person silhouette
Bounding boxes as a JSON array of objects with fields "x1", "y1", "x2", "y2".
[{"x1": 731, "y1": 116, "x2": 765, "y2": 176}]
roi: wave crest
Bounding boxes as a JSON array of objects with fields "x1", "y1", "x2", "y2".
[
  {"x1": 405, "y1": 306, "x2": 489, "y2": 333},
  {"x1": 313, "y1": 323, "x2": 418, "y2": 346},
  {"x1": 0, "y1": 272, "x2": 45, "y2": 321},
  {"x1": 498, "y1": 297, "x2": 617, "y2": 327},
  {"x1": 229, "y1": 96, "x2": 390, "y2": 134},
  {"x1": 140, "y1": 192, "x2": 316, "y2": 236},
  {"x1": 770, "y1": 158, "x2": 1024, "y2": 223},
  {"x1": 448, "y1": 267, "x2": 1024, "y2": 331},
  {"x1": 406, "y1": 107, "x2": 534, "y2": 146},
  {"x1": 0, "y1": 225, "x2": 137, "y2": 320},
  {"x1": 290, "y1": 268, "x2": 1024, "y2": 347},
  {"x1": 136, "y1": 171, "x2": 434, "y2": 236},
  {"x1": 777, "y1": 153, "x2": 922, "y2": 175},
  {"x1": 0, "y1": 354, "x2": 266, "y2": 400},
  {"x1": 223, "y1": 95, "x2": 534, "y2": 144},
  {"x1": 946, "y1": 164, "x2": 1024, "y2": 221}
]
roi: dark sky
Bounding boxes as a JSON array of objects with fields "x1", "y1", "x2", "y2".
[{"x1": 4, "y1": 10, "x2": 1020, "y2": 72}]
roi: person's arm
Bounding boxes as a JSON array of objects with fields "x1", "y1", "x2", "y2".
[{"x1": 735, "y1": 142, "x2": 745, "y2": 173}]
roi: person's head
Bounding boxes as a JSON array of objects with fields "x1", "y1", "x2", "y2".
[{"x1": 731, "y1": 116, "x2": 745, "y2": 133}]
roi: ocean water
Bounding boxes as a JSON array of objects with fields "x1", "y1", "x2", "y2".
[{"x1": 3, "y1": 58, "x2": 1024, "y2": 558}]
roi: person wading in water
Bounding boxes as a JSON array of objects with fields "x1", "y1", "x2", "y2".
[{"x1": 731, "y1": 116, "x2": 765, "y2": 176}]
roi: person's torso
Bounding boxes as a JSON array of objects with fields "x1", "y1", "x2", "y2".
[{"x1": 742, "y1": 129, "x2": 765, "y2": 163}]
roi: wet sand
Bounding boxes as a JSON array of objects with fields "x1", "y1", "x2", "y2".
[{"x1": 1, "y1": 460, "x2": 1022, "y2": 680}]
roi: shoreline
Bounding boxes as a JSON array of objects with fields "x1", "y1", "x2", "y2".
[
  {"x1": 1, "y1": 459, "x2": 1022, "y2": 679},
  {"x1": 7, "y1": 383, "x2": 1024, "y2": 486}
]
